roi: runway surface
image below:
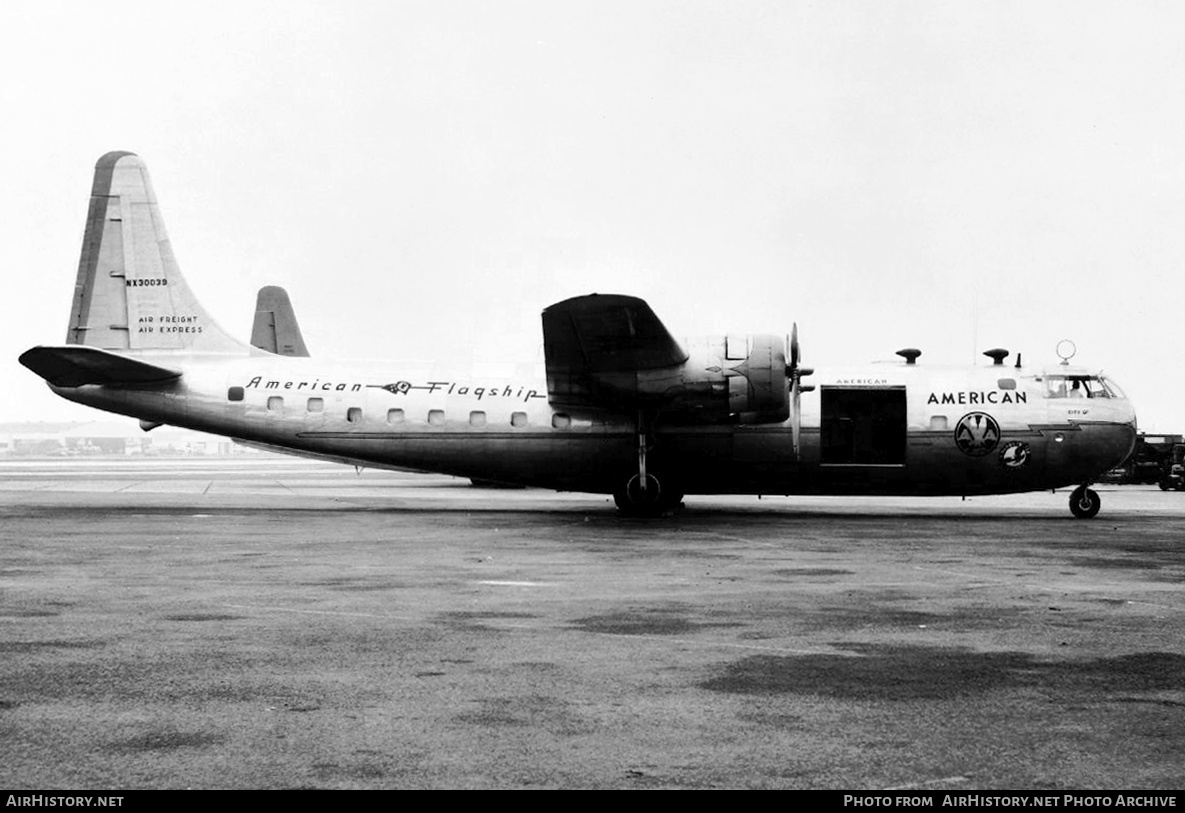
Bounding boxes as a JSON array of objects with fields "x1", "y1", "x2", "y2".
[{"x1": 2, "y1": 457, "x2": 1184, "y2": 789}]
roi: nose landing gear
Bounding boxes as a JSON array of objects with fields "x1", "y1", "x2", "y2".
[{"x1": 1069, "y1": 484, "x2": 1101, "y2": 519}]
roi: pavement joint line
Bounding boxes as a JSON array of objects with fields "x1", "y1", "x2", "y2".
[
  {"x1": 567, "y1": 629, "x2": 859, "y2": 656},
  {"x1": 912, "y1": 564, "x2": 1171, "y2": 599},
  {"x1": 1127, "y1": 600, "x2": 1185, "y2": 612},
  {"x1": 885, "y1": 775, "x2": 971, "y2": 790},
  {"x1": 674, "y1": 531, "x2": 781, "y2": 548},
  {"x1": 224, "y1": 602, "x2": 854, "y2": 657},
  {"x1": 224, "y1": 603, "x2": 422, "y2": 621}
]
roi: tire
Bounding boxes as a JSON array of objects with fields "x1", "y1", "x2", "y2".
[
  {"x1": 613, "y1": 474, "x2": 683, "y2": 517},
  {"x1": 1069, "y1": 486, "x2": 1101, "y2": 519}
]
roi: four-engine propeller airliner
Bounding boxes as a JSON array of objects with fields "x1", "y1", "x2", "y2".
[{"x1": 20, "y1": 152, "x2": 1138, "y2": 517}]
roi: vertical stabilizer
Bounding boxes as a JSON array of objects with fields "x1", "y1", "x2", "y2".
[
  {"x1": 66, "y1": 151, "x2": 247, "y2": 353},
  {"x1": 251, "y1": 285, "x2": 310, "y2": 357}
]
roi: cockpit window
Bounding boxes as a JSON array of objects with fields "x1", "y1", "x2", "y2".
[
  {"x1": 1037, "y1": 374, "x2": 1119, "y2": 399},
  {"x1": 1099, "y1": 376, "x2": 1126, "y2": 399}
]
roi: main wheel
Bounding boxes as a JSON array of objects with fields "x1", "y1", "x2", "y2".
[
  {"x1": 1069, "y1": 485, "x2": 1101, "y2": 519},
  {"x1": 613, "y1": 474, "x2": 683, "y2": 517}
]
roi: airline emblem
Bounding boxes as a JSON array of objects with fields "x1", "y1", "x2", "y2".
[
  {"x1": 998, "y1": 441, "x2": 1031, "y2": 470},
  {"x1": 954, "y1": 412, "x2": 1000, "y2": 457}
]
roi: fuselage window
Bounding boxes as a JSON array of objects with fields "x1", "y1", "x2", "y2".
[
  {"x1": 552, "y1": 413, "x2": 571, "y2": 429},
  {"x1": 929, "y1": 415, "x2": 948, "y2": 431},
  {"x1": 387, "y1": 408, "x2": 404, "y2": 424},
  {"x1": 347, "y1": 407, "x2": 362, "y2": 423},
  {"x1": 469, "y1": 411, "x2": 487, "y2": 427},
  {"x1": 511, "y1": 411, "x2": 528, "y2": 428},
  {"x1": 307, "y1": 398, "x2": 324, "y2": 413},
  {"x1": 428, "y1": 409, "x2": 445, "y2": 426},
  {"x1": 267, "y1": 396, "x2": 283, "y2": 412},
  {"x1": 997, "y1": 378, "x2": 1016, "y2": 390},
  {"x1": 228, "y1": 386, "x2": 244, "y2": 402}
]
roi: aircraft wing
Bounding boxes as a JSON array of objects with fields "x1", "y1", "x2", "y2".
[
  {"x1": 542, "y1": 294, "x2": 688, "y2": 409},
  {"x1": 18, "y1": 345, "x2": 182, "y2": 388}
]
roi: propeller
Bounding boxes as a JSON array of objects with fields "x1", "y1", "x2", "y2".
[{"x1": 787, "y1": 323, "x2": 814, "y2": 459}]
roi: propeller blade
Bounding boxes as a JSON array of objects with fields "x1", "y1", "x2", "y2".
[
  {"x1": 791, "y1": 378, "x2": 801, "y2": 458},
  {"x1": 790, "y1": 322, "x2": 799, "y2": 370}
]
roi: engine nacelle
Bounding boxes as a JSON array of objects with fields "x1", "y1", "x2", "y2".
[
  {"x1": 722, "y1": 334, "x2": 789, "y2": 423},
  {"x1": 632, "y1": 333, "x2": 789, "y2": 424}
]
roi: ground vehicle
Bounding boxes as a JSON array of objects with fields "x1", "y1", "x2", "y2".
[
  {"x1": 1106, "y1": 433, "x2": 1182, "y2": 484},
  {"x1": 1159, "y1": 444, "x2": 1185, "y2": 491}
]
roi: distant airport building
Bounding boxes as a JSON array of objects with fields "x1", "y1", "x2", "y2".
[{"x1": 0, "y1": 421, "x2": 263, "y2": 457}]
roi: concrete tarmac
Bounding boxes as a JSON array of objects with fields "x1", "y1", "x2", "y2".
[{"x1": 2, "y1": 458, "x2": 1184, "y2": 790}]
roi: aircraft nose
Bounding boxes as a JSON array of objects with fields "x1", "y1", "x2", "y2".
[{"x1": 1108, "y1": 416, "x2": 1138, "y2": 469}]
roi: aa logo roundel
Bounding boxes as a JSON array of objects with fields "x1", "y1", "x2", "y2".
[{"x1": 954, "y1": 412, "x2": 1000, "y2": 457}]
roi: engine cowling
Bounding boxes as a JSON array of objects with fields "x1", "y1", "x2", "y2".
[
  {"x1": 629, "y1": 334, "x2": 788, "y2": 424},
  {"x1": 722, "y1": 334, "x2": 789, "y2": 423}
]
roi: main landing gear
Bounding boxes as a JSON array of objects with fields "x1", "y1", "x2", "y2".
[
  {"x1": 1069, "y1": 484, "x2": 1101, "y2": 519},
  {"x1": 613, "y1": 412, "x2": 684, "y2": 517},
  {"x1": 613, "y1": 473, "x2": 684, "y2": 517}
]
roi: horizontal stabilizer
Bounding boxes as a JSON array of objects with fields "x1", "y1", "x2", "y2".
[{"x1": 19, "y1": 345, "x2": 181, "y2": 388}]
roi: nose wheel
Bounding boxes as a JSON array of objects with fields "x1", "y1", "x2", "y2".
[{"x1": 1069, "y1": 485, "x2": 1101, "y2": 519}]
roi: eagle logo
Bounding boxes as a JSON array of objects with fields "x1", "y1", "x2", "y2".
[
  {"x1": 954, "y1": 412, "x2": 1000, "y2": 457},
  {"x1": 998, "y1": 441, "x2": 1031, "y2": 470}
]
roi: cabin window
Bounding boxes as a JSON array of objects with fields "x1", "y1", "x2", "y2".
[
  {"x1": 387, "y1": 408, "x2": 404, "y2": 424},
  {"x1": 511, "y1": 411, "x2": 528, "y2": 428},
  {"x1": 267, "y1": 396, "x2": 283, "y2": 412},
  {"x1": 227, "y1": 386, "x2": 244, "y2": 402},
  {"x1": 469, "y1": 411, "x2": 487, "y2": 427},
  {"x1": 347, "y1": 407, "x2": 362, "y2": 423},
  {"x1": 307, "y1": 398, "x2": 324, "y2": 413},
  {"x1": 997, "y1": 378, "x2": 1017, "y2": 390},
  {"x1": 428, "y1": 409, "x2": 445, "y2": 426},
  {"x1": 552, "y1": 413, "x2": 571, "y2": 429},
  {"x1": 929, "y1": 415, "x2": 948, "y2": 431}
]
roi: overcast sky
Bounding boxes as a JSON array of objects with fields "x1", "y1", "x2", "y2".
[{"x1": 3, "y1": 1, "x2": 1183, "y2": 430}]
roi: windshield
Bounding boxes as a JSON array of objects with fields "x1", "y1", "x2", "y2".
[{"x1": 1037, "y1": 374, "x2": 1124, "y2": 399}]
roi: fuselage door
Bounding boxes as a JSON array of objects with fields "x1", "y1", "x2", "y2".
[{"x1": 820, "y1": 386, "x2": 907, "y2": 465}]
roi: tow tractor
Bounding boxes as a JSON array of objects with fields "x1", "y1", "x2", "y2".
[{"x1": 1159, "y1": 444, "x2": 1185, "y2": 492}]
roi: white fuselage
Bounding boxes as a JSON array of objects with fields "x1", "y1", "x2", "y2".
[{"x1": 52, "y1": 351, "x2": 1138, "y2": 498}]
